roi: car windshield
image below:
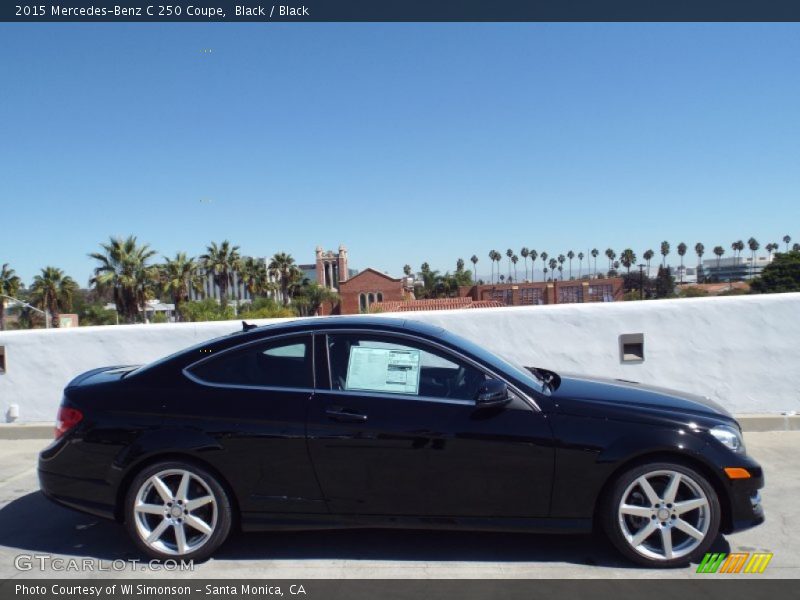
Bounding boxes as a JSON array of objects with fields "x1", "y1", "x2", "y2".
[{"x1": 440, "y1": 330, "x2": 546, "y2": 390}]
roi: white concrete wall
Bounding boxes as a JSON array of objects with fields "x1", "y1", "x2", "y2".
[{"x1": 1, "y1": 294, "x2": 798, "y2": 423}]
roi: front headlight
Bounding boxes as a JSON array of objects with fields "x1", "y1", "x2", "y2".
[{"x1": 710, "y1": 425, "x2": 746, "y2": 454}]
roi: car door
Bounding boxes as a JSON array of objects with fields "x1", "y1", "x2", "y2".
[
  {"x1": 181, "y1": 333, "x2": 326, "y2": 516},
  {"x1": 306, "y1": 331, "x2": 554, "y2": 518}
]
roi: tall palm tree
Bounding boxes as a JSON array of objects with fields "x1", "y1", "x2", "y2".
[
  {"x1": 529, "y1": 250, "x2": 538, "y2": 281},
  {"x1": 540, "y1": 252, "x2": 549, "y2": 282},
  {"x1": 660, "y1": 241, "x2": 670, "y2": 268},
  {"x1": 793, "y1": 243, "x2": 800, "y2": 252},
  {"x1": 90, "y1": 236, "x2": 158, "y2": 324},
  {"x1": 511, "y1": 254, "x2": 518, "y2": 282},
  {"x1": 784, "y1": 235, "x2": 792, "y2": 252},
  {"x1": 200, "y1": 241, "x2": 241, "y2": 309},
  {"x1": 470, "y1": 255, "x2": 478, "y2": 282},
  {"x1": 605, "y1": 248, "x2": 616, "y2": 273},
  {"x1": 731, "y1": 240, "x2": 744, "y2": 268},
  {"x1": 29, "y1": 267, "x2": 78, "y2": 328},
  {"x1": 557, "y1": 254, "x2": 566, "y2": 280},
  {"x1": 643, "y1": 249, "x2": 654, "y2": 277},
  {"x1": 520, "y1": 247, "x2": 529, "y2": 281},
  {"x1": 506, "y1": 249, "x2": 513, "y2": 280},
  {"x1": 487, "y1": 251, "x2": 495, "y2": 283},
  {"x1": 764, "y1": 243, "x2": 776, "y2": 262},
  {"x1": 591, "y1": 248, "x2": 599, "y2": 277},
  {"x1": 566, "y1": 250, "x2": 575, "y2": 279},
  {"x1": 747, "y1": 237, "x2": 760, "y2": 278},
  {"x1": 695, "y1": 243, "x2": 705, "y2": 283},
  {"x1": 577, "y1": 252, "x2": 584, "y2": 279},
  {"x1": 268, "y1": 252, "x2": 302, "y2": 306},
  {"x1": 159, "y1": 253, "x2": 202, "y2": 321},
  {"x1": 456, "y1": 258, "x2": 465, "y2": 273},
  {"x1": 548, "y1": 258, "x2": 557, "y2": 280},
  {"x1": 713, "y1": 245, "x2": 725, "y2": 274},
  {"x1": 620, "y1": 249, "x2": 636, "y2": 275},
  {"x1": 676, "y1": 242, "x2": 687, "y2": 283},
  {"x1": 0, "y1": 264, "x2": 22, "y2": 331},
  {"x1": 403, "y1": 264, "x2": 412, "y2": 277}
]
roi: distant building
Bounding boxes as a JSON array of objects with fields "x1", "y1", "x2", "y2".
[
  {"x1": 702, "y1": 255, "x2": 772, "y2": 282},
  {"x1": 337, "y1": 268, "x2": 414, "y2": 314},
  {"x1": 459, "y1": 278, "x2": 624, "y2": 306}
]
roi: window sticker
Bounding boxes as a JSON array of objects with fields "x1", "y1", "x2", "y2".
[{"x1": 345, "y1": 346, "x2": 421, "y2": 395}]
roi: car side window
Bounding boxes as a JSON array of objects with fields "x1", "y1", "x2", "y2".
[
  {"x1": 188, "y1": 335, "x2": 312, "y2": 389},
  {"x1": 327, "y1": 334, "x2": 486, "y2": 401}
]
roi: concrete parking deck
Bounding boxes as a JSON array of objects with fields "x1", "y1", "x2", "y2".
[{"x1": 0, "y1": 432, "x2": 797, "y2": 579}]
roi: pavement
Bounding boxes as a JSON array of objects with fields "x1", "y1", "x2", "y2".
[{"x1": 0, "y1": 432, "x2": 797, "y2": 580}]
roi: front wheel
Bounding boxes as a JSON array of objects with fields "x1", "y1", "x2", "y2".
[
  {"x1": 124, "y1": 461, "x2": 232, "y2": 561},
  {"x1": 602, "y1": 462, "x2": 721, "y2": 568}
]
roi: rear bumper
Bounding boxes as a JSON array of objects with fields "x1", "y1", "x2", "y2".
[{"x1": 38, "y1": 467, "x2": 117, "y2": 520}]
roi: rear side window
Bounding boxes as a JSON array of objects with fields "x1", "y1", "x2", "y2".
[{"x1": 188, "y1": 335, "x2": 312, "y2": 389}]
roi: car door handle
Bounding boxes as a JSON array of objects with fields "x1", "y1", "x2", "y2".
[{"x1": 325, "y1": 406, "x2": 368, "y2": 422}]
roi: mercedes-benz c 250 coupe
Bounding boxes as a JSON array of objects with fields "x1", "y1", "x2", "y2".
[{"x1": 39, "y1": 317, "x2": 764, "y2": 567}]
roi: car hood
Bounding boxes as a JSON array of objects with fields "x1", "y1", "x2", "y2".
[{"x1": 548, "y1": 372, "x2": 733, "y2": 420}]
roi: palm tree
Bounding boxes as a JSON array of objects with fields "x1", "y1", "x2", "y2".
[
  {"x1": 520, "y1": 247, "x2": 529, "y2": 281},
  {"x1": 403, "y1": 264, "x2": 412, "y2": 277},
  {"x1": 591, "y1": 248, "x2": 599, "y2": 277},
  {"x1": 643, "y1": 249, "x2": 654, "y2": 277},
  {"x1": 784, "y1": 235, "x2": 792, "y2": 252},
  {"x1": 567, "y1": 250, "x2": 575, "y2": 279},
  {"x1": 660, "y1": 241, "x2": 670, "y2": 268},
  {"x1": 90, "y1": 236, "x2": 157, "y2": 323},
  {"x1": 506, "y1": 249, "x2": 513, "y2": 280},
  {"x1": 557, "y1": 254, "x2": 566, "y2": 280},
  {"x1": 159, "y1": 253, "x2": 202, "y2": 321},
  {"x1": 529, "y1": 250, "x2": 538, "y2": 281},
  {"x1": 713, "y1": 246, "x2": 725, "y2": 275},
  {"x1": 605, "y1": 248, "x2": 615, "y2": 273},
  {"x1": 470, "y1": 255, "x2": 478, "y2": 282},
  {"x1": 747, "y1": 237, "x2": 760, "y2": 278},
  {"x1": 731, "y1": 240, "x2": 744, "y2": 268},
  {"x1": 548, "y1": 258, "x2": 557, "y2": 281},
  {"x1": 540, "y1": 252, "x2": 549, "y2": 282},
  {"x1": 764, "y1": 243, "x2": 776, "y2": 262},
  {"x1": 268, "y1": 252, "x2": 302, "y2": 306},
  {"x1": 239, "y1": 256, "x2": 271, "y2": 301},
  {"x1": 676, "y1": 242, "x2": 687, "y2": 283},
  {"x1": 294, "y1": 281, "x2": 340, "y2": 316},
  {"x1": 577, "y1": 252, "x2": 584, "y2": 279},
  {"x1": 200, "y1": 241, "x2": 241, "y2": 309},
  {"x1": 793, "y1": 243, "x2": 800, "y2": 252},
  {"x1": 494, "y1": 251, "x2": 503, "y2": 282},
  {"x1": 695, "y1": 243, "x2": 705, "y2": 283},
  {"x1": 0, "y1": 264, "x2": 22, "y2": 331},
  {"x1": 29, "y1": 267, "x2": 78, "y2": 328},
  {"x1": 620, "y1": 249, "x2": 636, "y2": 275},
  {"x1": 511, "y1": 254, "x2": 518, "y2": 281}
]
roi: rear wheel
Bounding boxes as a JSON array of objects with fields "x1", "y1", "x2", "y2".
[
  {"x1": 124, "y1": 461, "x2": 232, "y2": 561},
  {"x1": 602, "y1": 462, "x2": 721, "y2": 567}
]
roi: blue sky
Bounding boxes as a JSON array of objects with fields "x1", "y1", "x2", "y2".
[{"x1": 1, "y1": 24, "x2": 798, "y2": 285}]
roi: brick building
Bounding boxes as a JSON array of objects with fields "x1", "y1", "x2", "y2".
[{"x1": 337, "y1": 268, "x2": 414, "y2": 314}]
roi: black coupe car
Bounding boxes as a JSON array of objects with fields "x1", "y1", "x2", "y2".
[{"x1": 39, "y1": 316, "x2": 764, "y2": 567}]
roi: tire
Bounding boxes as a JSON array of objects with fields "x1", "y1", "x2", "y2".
[
  {"x1": 124, "y1": 460, "x2": 232, "y2": 561},
  {"x1": 601, "y1": 461, "x2": 721, "y2": 568}
]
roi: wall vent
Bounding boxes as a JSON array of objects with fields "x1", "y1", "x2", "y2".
[{"x1": 619, "y1": 334, "x2": 644, "y2": 363}]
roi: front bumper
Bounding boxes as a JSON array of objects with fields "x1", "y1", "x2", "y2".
[{"x1": 722, "y1": 461, "x2": 765, "y2": 534}]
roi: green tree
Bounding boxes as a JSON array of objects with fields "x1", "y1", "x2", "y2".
[
  {"x1": 605, "y1": 248, "x2": 616, "y2": 273},
  {"x1": 181, "y1": 299, "x2": 235, "y2": 322},
  {"x1": 643, "y1": 249, "x2": 655, "y2": 277},
  {"x1": 520, "y1": 247, "x2": 529, "y2": 281},
  {"x1": 577, "y1": 252, "x2": 585, "y2": 278},
  {"x1": 511, "y1": 254, "x2": 518, "y2": 282},
  {"x1": 158, "y1": 252, "x2": 202, "y2": 321},
  {"x1": 403, "y1": 264, "x2": 412, "y2": 277},
  {"x1": 783, "y1": 234, "x2": 792, "y2": 252},
  {"x1": 470, "y1": 255, "x2": 478, "y2": 281},
  {"x1": 529, "y1": 250, "x2": 538, "y2": 280},
  {"x1": 0, "y1": 263, "x2": 22, "y2": 331},
  {"x1": 620, "y1": 249, "x2": 637, "y2": 275},
  {"x1": 29, "y1": 267, "x2": 79, "y2": 328},
  {"x1": 90, "y1": 236, "x2": 157, "y2": 324},
  {"x1": 566, "y1": 250, "x2": 575, "y2": 279},
  {"x1": 200, "y1": 241, "x2": 241, "y2": 309},
  {"x1": 292, "y1": 281, "x2": 341, "y2": 316},
  {"x1": 654, "y1": 265, "x2": 676, "y2": 299},
  {"x1": 747, "y1": 237, "x2": 760, "y2": 278},
  {"x1": 506, "y1": 249, "x2": 513, "y2": 280},
  {"x1": 676, "y1": 242, "x2": 687, "y2": 283},
  {"x1": 268, "y1": 252, "x2": 304, "y2": 306},
  {"x1": 660, "y1": 241, "x2": 670, "y2": 267},
  {"x1": 750, "y1": 251, "x2": 800, "y2": 293},
  {"x1": 239, "y1": 256, "x2": 271, "y2": 300},
  {"x1": 548, "y1": 258, "x2": 557, "y2": 281},
  {"x1": 694, "y1": 243, "x2": 705, "y2": 282},
  {"x1": 540, "y1": 252, "x2": 549, "y2": 281},
  {"x1": 591, "y1": 248, "x2": 599, "y2": 277}
]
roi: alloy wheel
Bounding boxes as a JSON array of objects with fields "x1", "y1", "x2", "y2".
[
  {"x1": 617, "y1": 469, "x2": 711, "y2": 561},
  {"x1": 132, "y1": 468, "x2": 218, "y2": 556}
]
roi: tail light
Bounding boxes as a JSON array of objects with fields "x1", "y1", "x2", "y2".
[{"x1": 55, "y1": 406, "x2": 83, "y2": 439}]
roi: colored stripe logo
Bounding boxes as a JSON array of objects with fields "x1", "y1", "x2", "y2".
[{"x1": 697, "y1": 552, "x2": 773, "y2": 574}]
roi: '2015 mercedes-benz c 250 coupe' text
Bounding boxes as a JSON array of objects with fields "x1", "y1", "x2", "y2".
[{"x1": 39, "y1": 317, "x2": 764, "y2": 567}]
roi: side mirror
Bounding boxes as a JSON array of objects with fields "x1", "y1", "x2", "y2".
[{"x1": 475, "y1": 379, "x2": 511, "y2": 408}]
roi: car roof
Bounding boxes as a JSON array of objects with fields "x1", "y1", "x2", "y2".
[{"x1": 243, "y1": 315, "x2": 446, "y2": 337}]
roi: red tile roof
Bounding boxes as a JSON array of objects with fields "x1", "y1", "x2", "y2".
[{"x1": 370, "y1": 298, "x2": 505, "y2": 312}]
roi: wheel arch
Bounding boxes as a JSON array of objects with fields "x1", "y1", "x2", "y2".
[
  {"x1": 592, "y1": 450, "x2": 734, "y2": 534},
  {"x1": 114, "y1": 452, "x2": 241, "y2": 529}
]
